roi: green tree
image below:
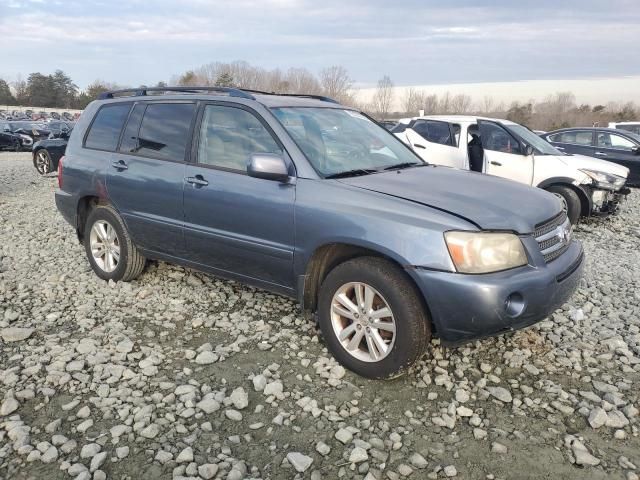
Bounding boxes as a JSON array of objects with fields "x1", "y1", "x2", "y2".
[
  {"x1": 214, "y1": 72, "x2": 234, "y2": 87},
  {"x1": 177, "y1": 71, "x2": 198, "y2": 86},
  {"x1": 0, "y1": 79, "x2": 15, "y2": 105}
]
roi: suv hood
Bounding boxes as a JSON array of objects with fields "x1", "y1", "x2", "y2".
[
  {"x1": 554, "y1": 153, "x2": 629, "y2": 178},
  {"x1": 339, "y1": 165, "x2": 561, "y2": 234}
]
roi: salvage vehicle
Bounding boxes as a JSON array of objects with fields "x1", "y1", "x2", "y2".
[
  {"x1": 56, "y1": 87, "x2": 584, "y2": 378},
  {"x1": 542, "y1": 127, "x2": 640, "y2": 187},
  {"x1": 393, "y1": 116, "x2": 630, "y2": 224},
  {"x1": 608, "y1": 121, "x2": 640, "y2": 136},
  {"x1": 0, "y1": 121, "x2": 51, "y2": 151},
  {"x1": 0, "y1": 125, "x2": 21, "y2": 151},
  {"x1": 32, "y1": 128, "x2": 70, "y2": 175}
]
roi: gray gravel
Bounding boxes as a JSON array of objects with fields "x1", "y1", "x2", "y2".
[{"x1": 1, "y1": 151, "x2": 639, "y2": 479}]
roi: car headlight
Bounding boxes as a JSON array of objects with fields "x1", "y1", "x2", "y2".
[
  {"x1": 18, "y1": 134, "x2": 32, "y2": 144},
  {"x1": 444, "y1": 231, "x2": 528, "y2": 274},
  {"x1": 580, "y1": 169, "x2": 626, "y2": 190}
]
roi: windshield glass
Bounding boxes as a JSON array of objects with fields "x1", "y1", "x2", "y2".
[
  {"x1": 506, "y1": 124, "x2": 562, "y2": 155},
  {"x1": 271, "y1": 107, "x2": 422, "y2": 177}
]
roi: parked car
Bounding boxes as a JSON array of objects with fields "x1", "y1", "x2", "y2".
[
  {"x1": 0, "y1": 121, "x2": 51, "y2": 150},
  {"x1": 32, "y1": 129, "x2": 70, "y2": 175},
  {"x1": 608, "y1": 121, "x2": 640, "y2": 136},
  {"x1": 55, "y1": 87, "x2": 584, "y2": 378},
  {"x1": 541, "y1": 127, "x2": 640, "y2": 187},
  {"x1": 0, "y1": 125, "x2": 21, "y2": 151},
  {"x1": 393, "y1": 116, "x2": 630, "y2": 224},
  {"x1": 46, "y1": 121, "x2": 74, "y2": 138}
]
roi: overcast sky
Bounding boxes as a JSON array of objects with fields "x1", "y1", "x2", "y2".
[{"x1": 1, "y1": 0, "x2": 640, "y2": 101}]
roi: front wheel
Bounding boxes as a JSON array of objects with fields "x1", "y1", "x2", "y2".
[
  {"x1": 546, "y1": 185, "x2": 582, "y2": 225},
  {"x1": 317, "y1": 257, "x2": 431, "y2": 379},
  {"x1": 84, "y1": 205, "x2": 146, "y2": 282},
  {"x1": 33, "y1": 149, "x2": 53, "y2": 175}
]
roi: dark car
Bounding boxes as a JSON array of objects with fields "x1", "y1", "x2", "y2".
[
  {"x1": 542, "y1": 127, "x2": 640, "y2": 186},
  {"x1": 55, "y1": 86, "x2": 584, "y2": 379},
  {"x1": 46, "y1": 121, "x2": 74, "y2": 138},
  {"x1": 33, "y1": 129, "x2": 70, "y2": 174},
  {"x1": 0, "y1": 123, "x2": 21, "y2": 151},
  {"x1": 1, "y1": 121, "x2": 51, "y2": 150}
]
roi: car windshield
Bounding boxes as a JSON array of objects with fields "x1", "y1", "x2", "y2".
[
  {"x1": 271, "y1": 107, "x2": 423, "y2": 177},
  {"x1": 506, "y1": 124, "x2": 562, "y2": 155}
]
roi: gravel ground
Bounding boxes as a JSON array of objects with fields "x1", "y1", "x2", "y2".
[{"x1": 1, "y1": 151, "x2": 639, "y2": 480}]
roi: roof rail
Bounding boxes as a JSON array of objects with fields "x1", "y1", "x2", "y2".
[
  {"x1": 241, "y1": 89, "x2": 340, "y2": 104},
  {"x1": 97, "y1": 86, "x2": 255, "y2": 100}
]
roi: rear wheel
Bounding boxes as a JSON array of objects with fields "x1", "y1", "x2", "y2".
[
  {"x1": 546, "y1": 185, "x2": 582, "y2": 225},
  {"x1": 317, "y1": 257, "x2": 431, "y2": 379},
  {"x1": 33, "y1": 149, "x2": 53, "y2": 175},
  {"x1": 84, "y1": 205, "x2": 146, "y2": 282}
]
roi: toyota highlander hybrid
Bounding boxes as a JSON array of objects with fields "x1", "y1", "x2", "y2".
[{"x1": 55, "y1": 87, "x2": 584, "y2": 378}]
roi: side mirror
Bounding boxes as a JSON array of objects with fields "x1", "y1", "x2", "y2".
[
  {"x1": 247, "y1": 153, "x2": 290, "y2": 182},
  {"x1": 523, "y1": 144, "x2": 534, "y2": 156}
]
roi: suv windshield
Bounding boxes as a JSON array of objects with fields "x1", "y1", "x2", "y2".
[
  {"x1": 271, "y1": 107, "x2": 423, "y2": 177},
  {"x1": 506, "y1": 124, "x2": 561, "y2": 155}
]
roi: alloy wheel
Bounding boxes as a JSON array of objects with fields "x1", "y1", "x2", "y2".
[
  {"x1": 89, "y1": 220, "x2": 120, "y2": 273},
  {"x1": 330, "y1": 282, "x2": 396, "y2": 362},
  {"x1": 35, "y1": 151, "x2": 50, "y2": 174}
]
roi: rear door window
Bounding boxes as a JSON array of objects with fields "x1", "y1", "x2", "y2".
[
  {"x1": 136, "y1": 103, "x2": 196, "y2": 161},
  {"x1": 84, "y1": 103, "x2": 132, "y2": 151},
  {"x1": 413, "y1": 120, "x2": 456, "y2": 146}
]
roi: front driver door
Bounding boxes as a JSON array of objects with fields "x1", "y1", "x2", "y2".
[
  {"x1": 595, "y1": 131, "x2": 640, "y2": 185},
  {"x1": 478, "y1": 120, "x2": 534, "y2": 185},
  {"x1": 182, "y1": 103, "x2": 296, "y2": 292}
]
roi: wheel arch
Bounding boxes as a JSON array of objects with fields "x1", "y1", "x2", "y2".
[
  {"x1": 75, "y1": 195, "x2": 102, "y2": 243},
  {"x1": 298, "y1": 242, "x2": 434, "y2": 332},
  {"x1": 537, "y1": 178, "x2": 592, "y2": 217}
]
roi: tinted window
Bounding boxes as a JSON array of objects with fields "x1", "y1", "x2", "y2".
[
  {"x1": 119, "y1": 104, "x2": 146, "y2": 154},
  {"x1": 548, "y1": 131, "x2": 593, "y2": 145},
  {"x1": 197, "y1": 105, "x2": 282, "y2": 171},
  {"x1": 136, "y1": 103, "x2": 195, "y2": 161},
  {"x1": 479, "y1": 122, "x2": 522, "y2": 154},
  {"x1": 413, "y1": 120, "x2": 455, "y2": 146},
  {"x1": 85, "y1": 104, "x2": 131, "y2": 151},
  {"x1": 597, "y1": 132, "x2": 636, "y2": 151}
]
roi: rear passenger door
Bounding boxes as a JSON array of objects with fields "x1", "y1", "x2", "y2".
[
  {"x1": 405, "y1": 120, "x2": 465, "y2": 168},
  {"x1": 104, "y1": 101, "x2": 196, "y2": 255},
  {"x1": 546, "y1": 130, "x2": 595, "y2": 157},
  {"x1": 182, "y1": 102, "x2": 295, "y2": 291}
]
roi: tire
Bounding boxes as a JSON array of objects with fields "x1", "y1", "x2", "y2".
[
  {"x1": 33, "y1": 149, "x2": 53, "y2": 175},
  {"x1": 84, "y1": 205, "x2": 146, "y2": 282},
  {"x1": 317, "y1": 256, "x2": 431, "y2": 379},
  {"x1": 546, "y1": 185, "x2": 582, "y2": 225}
]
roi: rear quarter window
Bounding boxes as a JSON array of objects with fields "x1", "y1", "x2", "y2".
[{"x1": 84, "y1": 103, "x2": 132, "y2": 151}]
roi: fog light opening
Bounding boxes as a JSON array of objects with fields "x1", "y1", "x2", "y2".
[{"x1": 505, "y1": 292, "x2": 525, "y2": 318}]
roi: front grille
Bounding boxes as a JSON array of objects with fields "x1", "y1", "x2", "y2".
[{"x1": 534, "y1": 212, "x2": 571, "y2": 263}]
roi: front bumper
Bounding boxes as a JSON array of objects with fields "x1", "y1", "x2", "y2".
[
  {"x1": 409, "y1": 239, "x2": 584, "y2": 345},
  {"x1": 589, "y1": 186, "x2": 630, "y2": 216}
]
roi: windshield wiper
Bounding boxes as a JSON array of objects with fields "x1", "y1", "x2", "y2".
[
  {"x1": 325, "y1": 168, "x2": 379, "y2": 179},
  {"x1": 383, "y1": 162, "x2": 425, "y2": 171}
]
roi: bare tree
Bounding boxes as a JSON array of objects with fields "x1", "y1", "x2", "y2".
[
  {"x1": 423, "y1": 94, "x2": 439, "y2": 114},
  {"x1": 319, "y1": 66, "x2": 353, "y2": 104},
  {"x1": 283, "y1": 68, "x2": 321, "y2": 94},
  {"x1": 372, "y1": 75, "x2": 394, "y2": 119},
  {"x1": 480, "y1": 95, "x2": 496, "y2": 114},
  {"x1": 450, "y1": 93, "x2": 473, "y2": 113},
  {"x1": 402, "y1": 88, "x2": 425, "y2": 115}
]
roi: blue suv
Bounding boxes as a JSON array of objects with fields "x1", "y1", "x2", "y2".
[{"x1": 55, "y1": 87, "x2": 584, "y2": 378}]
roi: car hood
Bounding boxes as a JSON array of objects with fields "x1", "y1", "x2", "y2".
[
  {"x1": 554, "y1": 153, "x2": 630, "y2": 178},
  {"x1": 338, "y1": 165, "x2": 562, "y2": 234}
]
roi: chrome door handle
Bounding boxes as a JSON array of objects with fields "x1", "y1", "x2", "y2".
[
  {"x1": 186, "y1": 175, "x2": 209, "y2": 187},
  {"x1": 555, "y1": 146, "x2": 565, "y2": 150},
  {"x1": 595, "y1": 151, "x2": 607, "y2": 156},
  {"x1": 111, "y1": 160, "x2": 128, "y2": 170},
  {"x1": 490, "y1": 161, "x2": 502, "y2": 166}
]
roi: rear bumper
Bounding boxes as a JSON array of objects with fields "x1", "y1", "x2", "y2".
[
  {"x1": 55, "y1": 189, "x2": 77, "y2": 228},
  {"x1": 409, "y1": 240, "x2": 584, "y2": 345}
]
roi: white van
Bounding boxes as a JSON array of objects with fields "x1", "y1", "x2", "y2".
[
  {"x1": 393, "y1": 115, "x2": 630, "y2": 224},
  {"x1": 608, "y1": 121, "x2": 640, "y2": 136}
]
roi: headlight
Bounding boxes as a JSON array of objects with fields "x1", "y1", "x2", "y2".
[
  {"x1": 444, "y1": 231, "x2": 528, "y2": 274},
  {"x1": 19, "y1": 134, "x2": 33, "y2": 145},
  {"x1": 580, "y1": 169, "x2": 626, "y2": 190}
]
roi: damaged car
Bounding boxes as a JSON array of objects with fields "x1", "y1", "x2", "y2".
[{"x1": 393, "y1": 116, "x2": 630, "y2": 224}]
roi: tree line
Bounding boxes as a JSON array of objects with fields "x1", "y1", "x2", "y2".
[{"x1": 2, "y1": 63, "x2": 639, "y2": 131}]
